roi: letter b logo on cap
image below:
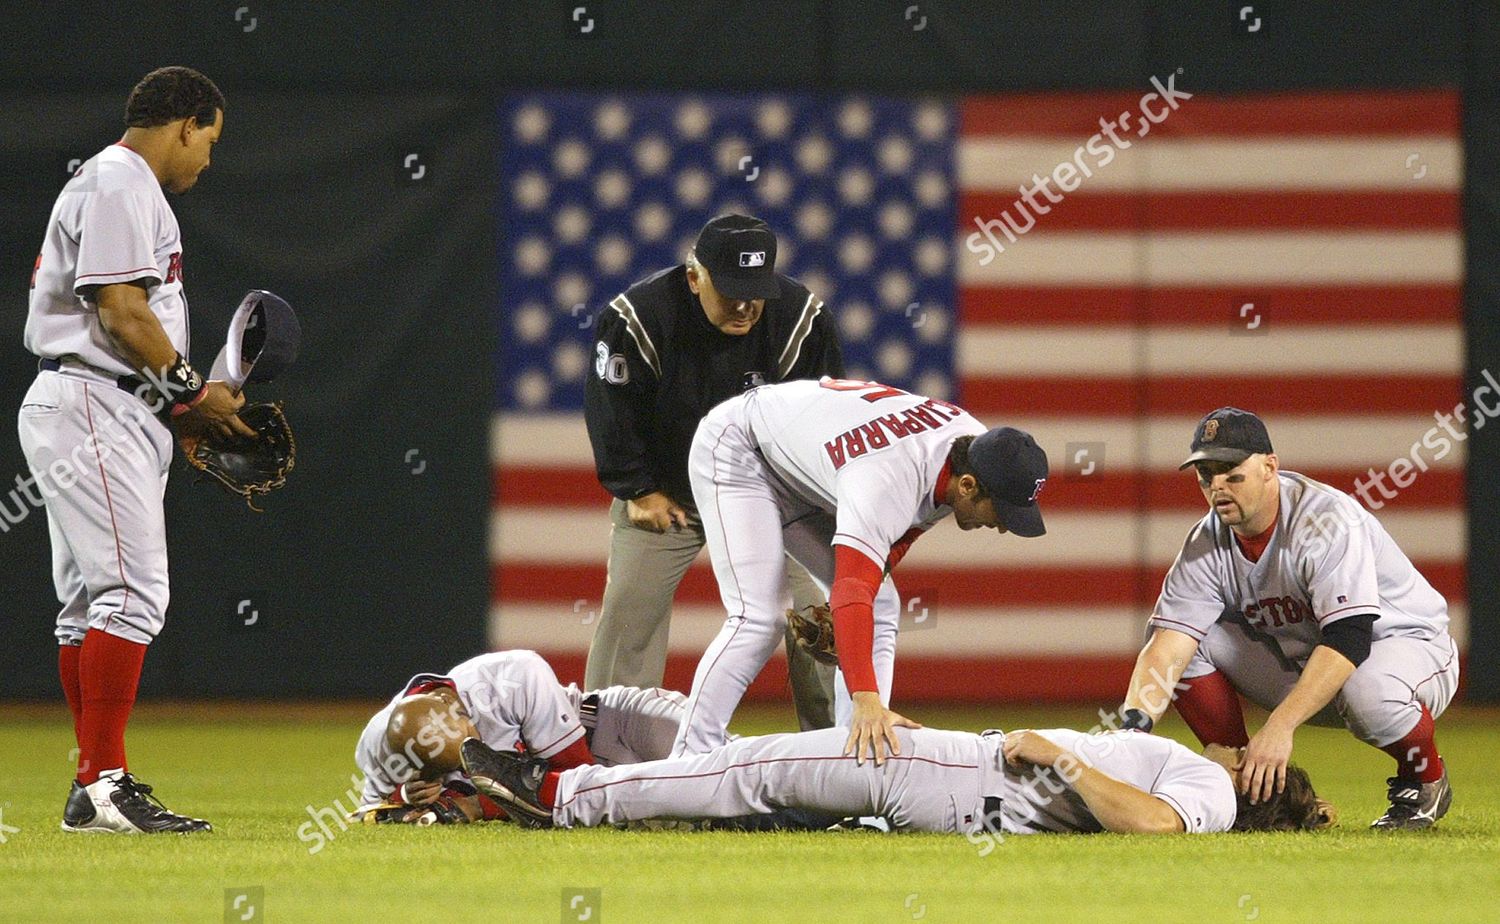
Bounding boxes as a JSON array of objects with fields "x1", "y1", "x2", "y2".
[{"x1": 739, "y1": 251, "x2": 766, "y2": 267}]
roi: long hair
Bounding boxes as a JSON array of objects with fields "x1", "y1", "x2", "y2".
[{"x1": 1231, "y1": 764, "x2": 1337, "y2": 831}]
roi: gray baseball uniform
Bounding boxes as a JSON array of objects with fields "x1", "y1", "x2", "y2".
[
  {"x1": 355, "y1": 650, "x2": 684, "y2": 804},
  {"x1": 1152, "y1": 471, "x2": 1459, "y2": 746},
  {"x1": 20, "y1": 144, "x2": 187, "y2": 646},
  {"x1": 672, "y1": 378, "x2": 984, "y2": 756},
  {"x1": 554, "y1": 727, "x2": 1236, "y2": 835}
]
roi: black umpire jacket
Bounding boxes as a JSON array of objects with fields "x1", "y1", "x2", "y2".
[{"x1": 583, "y1": 264, "x2": 844, "y2": 510}]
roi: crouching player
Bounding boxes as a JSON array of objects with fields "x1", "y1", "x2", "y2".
[{"x1": 1122, "y1": 409, "x2": 1459, "y2": 829}]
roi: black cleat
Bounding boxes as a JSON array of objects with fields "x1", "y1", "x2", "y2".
[
  {"x1": 62, "y1": 780, "x2": 93, "y2": 829},
  {"x1": 459, "y1": 738, "x2": 552, "y2": 828},
  {"x1": 61, "y1": 773, "x2": 212, "y2": 834},
  {"x1": 1371, "y1": 771, "x2": 1451, "y2": 830}
]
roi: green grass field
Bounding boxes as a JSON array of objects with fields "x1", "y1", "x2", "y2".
[{"x1": 1, "y1": 702, "x2": 1497, "y2": 923}]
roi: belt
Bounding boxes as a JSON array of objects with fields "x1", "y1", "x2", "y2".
[
  {"x1": 38, "y1": 357, "x2": 151, "y2": 397},
  {"x1": 38, "y1": 357, "x2": 172, "y2": 423},
  {"x1": 580, "y1": 692, "x2": 600, "y2": 745}
]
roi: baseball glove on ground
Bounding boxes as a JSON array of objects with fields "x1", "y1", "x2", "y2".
[
  {"x1": 787, "y1": 604, "x2": 838, "y2": 666},
  {"x1": 353, "y1": 795, "x2": 476, "y2": 826},
  {"x1": 181, "y1": 402, "x2": 296, "y2": 511}
]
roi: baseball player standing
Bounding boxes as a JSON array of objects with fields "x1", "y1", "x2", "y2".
[
  {"x1": 20, "y1": 67, "x2": 253, "y2": 833},
  {"x1": 583, "y1": 214, "x2": 843, "y2": 730},
  {"x1": 1120, "y1": 408, "x2": 1459, "y2": 829},
  {"x1": 670, "y1": 377, "x2": 1050, "y2": 763}
]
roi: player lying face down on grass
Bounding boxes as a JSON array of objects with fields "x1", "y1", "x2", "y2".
[
  {"x1": 459, "y1": 723, "x2": 1335, "y2": 835},
  {"x1": 348, "y1": 650, "x2": 685, "y2": 824},
  {"x1": 1119, "y1": 408, "x2": 1459, "y2": 830},
  {"x1": 671, "y1": 377, "x2": 1049, "y2": 766}
]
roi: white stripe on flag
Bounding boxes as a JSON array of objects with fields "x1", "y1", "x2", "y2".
[
  {"x1": 958, "y1": 138, "x2": 1462, "y2": 192},
  {"x1": 959, "y1": 232, "x2": 1462, "y2": 285}
]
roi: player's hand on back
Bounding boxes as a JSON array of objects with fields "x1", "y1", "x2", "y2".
[
  {"x1": 1237, "y1": 722, "x2": 1294, "y2": 805},
  {"x1": 184, "y1": 381, "x2": 258, "y2": 440},
  {"x1": 844, "y1": 690, "x2": 921, "y2": 767},
  {"x1": 626, "y1": 491, "x2": 688, "y2": 532}
]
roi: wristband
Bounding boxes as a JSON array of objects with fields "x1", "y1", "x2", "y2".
[
  {"x1": 1119, "y1": 708, "x2": 1154, "y2": 733},
  {"x1": 164, "y1": 353, "x2": 207, "y2": 417}
]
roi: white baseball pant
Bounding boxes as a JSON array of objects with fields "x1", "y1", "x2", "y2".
[
  {"x1": 557, "y1": 727, "x2": 1001, "y2": 832},
  {"x1": 672, "y1": 398, "x2": 900, "y2": 756},
  {"x1": 1183, "y1": 618, "x2": 1460, "y2": 747},
  {"x1": 16, "y1": 369, "x2": 173, "y2": 646}
]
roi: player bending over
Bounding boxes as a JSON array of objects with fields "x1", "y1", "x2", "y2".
[
  {"x1": 459, "y1": 724, "x2": 1334, "y2": 835},
  {"x1": 672, "y1": 377, "x2": 1049, "y2": 766},
  {"x1": 1119, "y1": 408, "x2": 1458, "y2": 830},
  {"x1": 350, "y1": 650, "x2": 684, "y2": 824}
]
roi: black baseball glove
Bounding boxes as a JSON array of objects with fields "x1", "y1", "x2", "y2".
[{"x1": 181, "y1": 401, "x2": 296, "y2": 511}]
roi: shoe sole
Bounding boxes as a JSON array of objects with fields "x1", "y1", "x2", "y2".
[
  {"x1": 465, "y1": 771, "x2": 551, "y2": 825},
  {"x1": 460, "y1": 745, "x2": 551, "y2": 826},
  {"x1": 61, "y1": 820, "x2": 139, "y2": 834},
  {"x1": 1370, "y1": 780, "x2": 1453, "y2": 830}
]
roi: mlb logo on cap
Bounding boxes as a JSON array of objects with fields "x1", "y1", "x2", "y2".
[{"x1": 739, "y1": 251, "x2": 766, "y2": 267}]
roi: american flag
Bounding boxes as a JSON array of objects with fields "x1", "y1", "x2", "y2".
[{"x1": 493, "y1": 89, "x2": 1465, "y2": 703}]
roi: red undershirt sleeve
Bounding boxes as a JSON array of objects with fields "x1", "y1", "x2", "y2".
[{"x1": 830, "y1": 544, "x2": 884, "y2": 694}]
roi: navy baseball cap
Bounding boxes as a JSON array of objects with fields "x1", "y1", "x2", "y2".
[
  {"x1": 1179, "y1": 407, "x2": 1274, "y2": 470},
  {"x1": 968, "y1": 427, "x2": 1049, "y2": 538},
  {"x1": 693, "y1": 214, "x2": 780, "y2": 301}
]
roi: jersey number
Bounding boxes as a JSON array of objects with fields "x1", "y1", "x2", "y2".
[
  {"x1": 30, "y1": 253, "x2": 41, "y2": 289},
  {"x1": 819, "y1": 377, "x2": 908, "y2": 403},
  {"x1": 595, "y1": 341, "x2": 629, "y2": 385}
]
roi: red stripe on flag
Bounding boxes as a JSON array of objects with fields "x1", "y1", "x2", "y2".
[
  {"x1": 496, "y1": 466, "x2": 1464, "y2": 511},
  {"x1": 498, "y1": 466, "x2": 612, "y2": 506},
  {"x1": 958, "y1": 190, "x2": 1460, "y2": 232},
  {"x1": 961, "y1": 90, "x2": 1460, "y2": 137},
  {"x1": 531, "y1": 651, "x2": 1144, "y2": 703},
  {"x1": 492, "y1": 561, "x2": 1465, "y2": 608},
  {"x1": 961, "y1": 374, "x2": 1463, "y2": 416},
  {"x1": 959, "y1": 285, "x2": 1461, "y2": 326}
]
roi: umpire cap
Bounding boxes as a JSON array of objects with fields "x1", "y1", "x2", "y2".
[{"x1": 693, "y1": 214, "x2": 780, "y2": 301}]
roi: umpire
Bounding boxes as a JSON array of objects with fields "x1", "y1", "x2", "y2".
[{"x1": 584, "y1": 213, "x2": 842, "y2": 730}]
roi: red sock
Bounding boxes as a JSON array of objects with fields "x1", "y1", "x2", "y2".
[
  {"x1": 58, "y1": 644, "x2": 84, "y2": 759},
  {"x1": 1173, "y1": 671, "x2": 1250, "y2": 748},
  {"x1": 77, "y1": 628, "x2": 147, "y2": 786},
  {"x1": 1380, "y1": 704, "x2": 1444, "y2": 783},
  {"x1": 548, "y1": 736, "x2": 596, "y2": 771},
  {"x1": 539, "y1": 771, "x2": 561, "y2": 808}
]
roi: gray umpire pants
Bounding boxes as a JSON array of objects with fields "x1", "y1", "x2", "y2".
[{"x1": 584, "y1": 498, "x2": 836, "y2": 731}]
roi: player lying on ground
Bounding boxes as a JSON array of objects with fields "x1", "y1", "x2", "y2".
[
  {"x1": 672, "y1": 376, "x2": 1049, "y2": 766},
  {"x1": 350, "y1": 650, "x2": 684, "y2": 824},
  {"x1": 1121, "y1": 408, "x2": 1459, "y2": 830},
  {"x1": 459, "y1": 724, "x2": 1335, "y2": 835}
]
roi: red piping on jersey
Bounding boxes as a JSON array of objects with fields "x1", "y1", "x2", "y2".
[
  {"x1": 75, "y1": 267, "x2": 159, "y2": 281},
  {"x1": 113, "y1": 141, "x2": 140, "y2": 154}
]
